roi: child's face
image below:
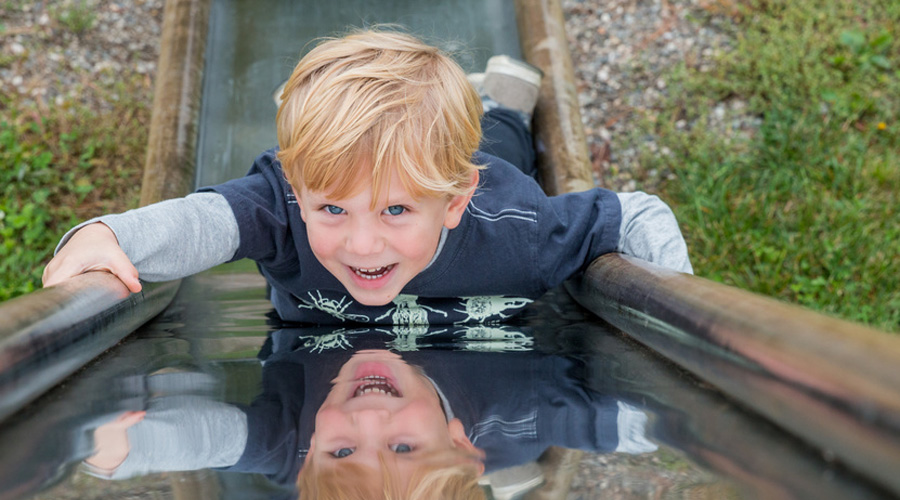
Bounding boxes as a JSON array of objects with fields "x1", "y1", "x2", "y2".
[
  {"x1": 296, "y1": 169, "x2": 474, "y2": 306},
  {"x1": 306, "y1": 350, "x2": 481, "y2": 477}
]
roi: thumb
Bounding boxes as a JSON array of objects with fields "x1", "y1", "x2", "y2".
[
  {"x1": 117, "y1": 411, "x2": 147, "y2": 427},
  {"x1": 107, "y1": 259, "x2": 142, "y2": 293}
]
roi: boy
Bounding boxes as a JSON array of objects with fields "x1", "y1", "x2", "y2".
[{"x1": 43, "y1": 29, "x2": 691, "y2": 325}]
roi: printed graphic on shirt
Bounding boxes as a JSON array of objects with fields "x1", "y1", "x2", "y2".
[
  {"x1": 295, "y1": 290, "x2": 534, "y2": 326},
  {"x1": 466, "y1": 201, "x2": 538, "y2": 223},
  {"x1": 375, "y1": 294, "x2": 448, "y2": 324},
  {"x1": 296, "y1": 291, "x2": 371, "y2": 323},
  {"x1": 454, "y1": 296, "x2": 533, "y2": 323}
]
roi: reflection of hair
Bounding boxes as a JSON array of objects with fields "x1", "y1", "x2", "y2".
[
  {"x1": 297, "y1": 450, "x2": 486, "y2": 500},
  {"x1": 275, "y1": 28, "x2": 483, "y2": 206}
]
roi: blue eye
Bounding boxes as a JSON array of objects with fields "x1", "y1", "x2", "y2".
[
  {"x1": 332, "y1": 448, "x2": 354, "y2": 458},
  {"x1": 391, "y1": 443, "x2": 413, "y2": 453},
  {"x1": 324, "y1": 205, "x2": 345, "y2": 215},
  {"x1": 384, "y1": 205, "x2": 406, "y2": 216}
]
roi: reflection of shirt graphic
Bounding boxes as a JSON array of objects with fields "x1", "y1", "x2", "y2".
[{"x1": 89, "y1": 327, "x2": 654, "y2": 487}]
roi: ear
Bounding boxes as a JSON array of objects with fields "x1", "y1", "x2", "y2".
[
  {"x1": 448, "y1": 418, "x2": 485, "y2": 475},
  {"x1": 442, "y1": 171, "x2": 479, "y2": 230}
]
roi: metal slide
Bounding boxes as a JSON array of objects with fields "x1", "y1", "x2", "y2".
[{"x1": 1, "y1": 0, "x2": 899, "y2": 498}]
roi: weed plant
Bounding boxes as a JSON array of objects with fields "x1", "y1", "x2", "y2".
[
  {"x1": 52, "y1": 0, "x2": 96, "y2": 35},
  {"x1": 639, "y1": 0, "x2": 899, "y2": 331},
  {"x1": 0, "y1": 79, "x2": 147, "y2": 301}
]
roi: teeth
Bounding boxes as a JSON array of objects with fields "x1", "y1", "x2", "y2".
[
  {"x1": 354, "y1": 376, "x2": 400, "y2": 398},
  {"x1": 353, "y1": 265, "x2": 393, "y2": 280}
]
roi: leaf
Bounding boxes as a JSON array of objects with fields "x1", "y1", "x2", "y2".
[
  {"x1": 869, "y1": 32, "x2": 893, "y2": 52},
  {"x1": 839, "y1": 30, "x2": 866, "y2": 52},
  {"x1": 870, "y1": 55, "x2": 892, "y2": 70}
]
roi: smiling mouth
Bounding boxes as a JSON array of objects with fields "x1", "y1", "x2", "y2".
[
  {"x1": 351, "y1": 264, "x2": 395, "y2": 280},
  {"x1": 354, "y1": 375, "x2": 402, "y2": 397}
]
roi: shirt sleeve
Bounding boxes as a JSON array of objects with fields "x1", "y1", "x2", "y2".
[
  {"x1": 55, "y1": 192, "x2": 240, "y2": 281},
  {"x1": 198, "y1": 151, "x2": 301, "y2": 272},
  {"x1": 83, "y1": 398, "x2": 248, "y2": 480},
  {"x1": 616, "y1": 192, "x2": 693, "y2": 274},
  {"x1": 537, "y1": 187, "x2": 623, "y2": 289}
]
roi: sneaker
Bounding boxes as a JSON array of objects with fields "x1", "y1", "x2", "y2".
[
  {"x1": 482, "y1": 55, "x2": 543, "y2": 116},
  {"x1": 467, "y1": 72, "x2": 486, "y2": 95}
]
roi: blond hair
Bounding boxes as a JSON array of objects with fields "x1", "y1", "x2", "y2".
[
  {"x1": 276, "y1": 29, "x2": 483, "y2": 205},
  {"x1": 297, "y1": 450, "x2": 486, "y2": 500}
]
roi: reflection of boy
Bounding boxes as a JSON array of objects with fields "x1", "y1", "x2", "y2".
[
  {"x1": 297, "y1": 349, "x2": 485, "y2": 498},
  {"x1": 85, "y1": 348, "x2": 486, "y2": 499},
  {"x1": 44, "y1": 29, "x2": 691, "y2": 325},
  {"x1": 83, "y1": 331, "x2": 654, "y2": 500}
]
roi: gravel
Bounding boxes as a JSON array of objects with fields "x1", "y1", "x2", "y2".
[
  {"x1": 563, "y1": 0, "x2": 735, "y2": 191},
  {"x1": 1, "y1": 0, "x2": 163, "y2": 110},
  {"x1": 2, "y1": 0, "x2": 735, "y2": 497},
  {"x1": 2, "y1": 0, "x2": 735, "y2": 191}
]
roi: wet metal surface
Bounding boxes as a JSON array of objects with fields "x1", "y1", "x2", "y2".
[
  {"x1": 0, "y1": 274, "x2": 178, "y2": 422},
  {"x1": 1, "y1": 272, "x2": 892, "y2": 500}
]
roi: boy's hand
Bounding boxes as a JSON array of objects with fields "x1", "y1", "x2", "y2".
[
  {"x1": 42, "y1": 222, "x2": 143, "y2": 293},
  {"x1": 86, "y1": 411, "x2": 146, "y2": 473}
]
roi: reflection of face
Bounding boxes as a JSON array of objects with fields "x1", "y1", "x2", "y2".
[
  {"x1": 296, "y1": 170, "x2": 473, "y2": 306},
  {"x1": 307, "y1": 350, "x2": 480, "y2": 480}
]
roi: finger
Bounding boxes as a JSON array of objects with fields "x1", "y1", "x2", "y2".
[
  {"x1": 41, "y1": 259, "x2": 73, "y2": 288},
  {"x1": 107, "y1": 259, "x2": 142, "y2": 293},
  {"x1": 117, "y1": 411, "x2": 147, "y2": 426}
]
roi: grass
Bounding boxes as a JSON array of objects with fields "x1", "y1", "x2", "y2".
[
  {"x1": 635, "y1": 0, "x2": 900, "y2": 332},
  {"x1": 0, "y1": 77, "x2": 149, "y2": 301},
  {"x1": 52, "y1": 0, "x2": 96, "y2": 35}
]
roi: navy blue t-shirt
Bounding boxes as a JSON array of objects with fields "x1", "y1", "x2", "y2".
[{"x1": 203, "y1": 150, "x2": 621, "y2": 325}]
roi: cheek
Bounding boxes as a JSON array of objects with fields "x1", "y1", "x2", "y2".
[
  {"x1": 314, "y1": 406, "x2": 347, "y2": 434},
  {"x1": 394, "y1": 224, "x2": 441, "y2": 259},
  {"x1": 306, "y1": 225, "x2": 340, "y2": 256},
  {"x1": 400, "y1": 399, "x2": 448, "y2": 428}
]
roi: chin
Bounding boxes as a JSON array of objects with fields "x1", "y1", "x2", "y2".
[{"x1": 349, "y1": 290, "x2": 398, "y2": 307}]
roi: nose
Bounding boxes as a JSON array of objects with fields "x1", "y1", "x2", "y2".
[
  {"x1": 345, "y1": 217, "x2": 385, "y2": 256},
  {"x1": 351, "y1": 407, "x2": 391, "y2": 429}
]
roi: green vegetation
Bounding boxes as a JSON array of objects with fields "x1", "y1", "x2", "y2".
[
  {"x1": 637, "y1": 0, "x2": 899, "y2": 331},
  {"x1": 2, "y1": 0, "x2": 897, "y2": 336},
  {"x1": 0, "y1": 79, "x2": 148, "y2": 301},
  {"x1": 52, "y1": 0, "x2": 96, "y2": 35}
]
